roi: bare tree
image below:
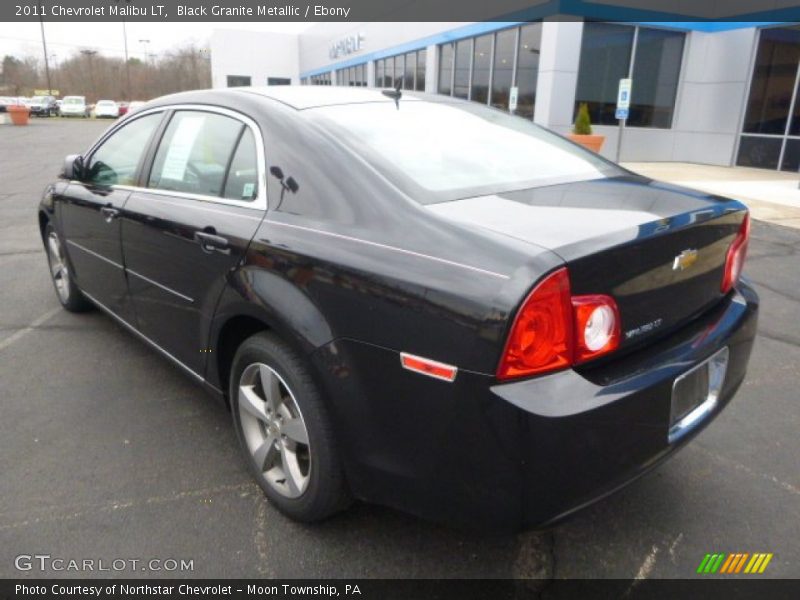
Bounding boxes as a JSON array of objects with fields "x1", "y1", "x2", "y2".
[{"x1": 1, "y1": 42, "x2": 211, "y2": 101}]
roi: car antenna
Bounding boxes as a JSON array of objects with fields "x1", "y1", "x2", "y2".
[{"x1": 381, "y1": 79, "x2": 402, "y2": 109}]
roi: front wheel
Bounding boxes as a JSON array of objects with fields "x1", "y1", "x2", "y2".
[
  {"x1": 44, "y1": 224, "x2": 91, "y2": 312},
  {"x1": 230, "y1": 332, "x2": 351, "y2": 522}
]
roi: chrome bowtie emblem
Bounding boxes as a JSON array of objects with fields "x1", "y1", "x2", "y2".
[{"x1": 673, "y1": 249, "x2": 698, "y2": 271}]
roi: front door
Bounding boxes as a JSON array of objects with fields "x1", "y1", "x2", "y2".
[
  {"x1": 121, "y1": 109, "x2": 265, "y2": 376},
  {"x1": 59, "y1": 112, "x2": 165, "y2": 320}
]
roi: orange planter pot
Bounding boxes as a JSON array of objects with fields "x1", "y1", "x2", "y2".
[
  {"x1": 8, "y1": 105, "x2": 30, "y2": 126},
  {"x1": 569, "y1": 133, "x2": 605, "y2": 153}
]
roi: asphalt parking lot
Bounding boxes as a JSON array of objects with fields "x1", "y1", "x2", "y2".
[{"x1": 1, "y1": 119, "x2": 798, "y2": 582}]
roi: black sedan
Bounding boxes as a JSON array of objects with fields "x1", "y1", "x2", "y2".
[{"x1": 38, "y1": 87, "x2": 757, "y2": 531}]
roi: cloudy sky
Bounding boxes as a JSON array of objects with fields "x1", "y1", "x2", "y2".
[{"x1": 0, "y1": 22, "x2": 311, "y2": 63}]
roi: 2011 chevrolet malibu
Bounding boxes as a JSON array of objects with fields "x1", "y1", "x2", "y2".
[{"x1": 38, "y1": 87, "x2": 758, "y2": 531}]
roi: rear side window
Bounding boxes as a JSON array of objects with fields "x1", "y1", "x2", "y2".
[
  {"x1": 222, "y1": 128, "x2": 258, "y2": 201},
  {"x1": 86, "y1": 113, "x2": 163, "y2": 186},
  {"x1": 148, "y1": 111, "x2": 245, "y2": 197}
]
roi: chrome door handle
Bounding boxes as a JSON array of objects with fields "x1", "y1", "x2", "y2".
[
  {"x1": 194, "y1": 231, "x2": 230, "y2": 253},
  {"x1": 100, "y1": 206, "x2": 120, "y2": 222}
]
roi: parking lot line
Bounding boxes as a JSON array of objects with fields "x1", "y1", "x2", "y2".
[{"x1": 0, "y1": 306, "x2": 60, "y2": 352}]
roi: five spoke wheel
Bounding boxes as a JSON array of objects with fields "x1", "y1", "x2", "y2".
[
  {"x1": 238, "y1": 363, "x2": 311, "y2": 498},
  {"x1": 47, "y1": 231, "x2": 70, "y2": 304}
]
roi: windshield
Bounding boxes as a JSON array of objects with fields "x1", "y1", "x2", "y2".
[
  {"x1": 307, "y1": 100, "x2": 623, "y2": 203},
  {"x1": 64, "y1": 97, "x2": 84, "y2": 105}
]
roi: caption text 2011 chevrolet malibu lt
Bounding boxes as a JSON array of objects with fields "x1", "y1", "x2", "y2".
[{"x1": 38, "y1": 88, "x2": 757, "y2": 531}]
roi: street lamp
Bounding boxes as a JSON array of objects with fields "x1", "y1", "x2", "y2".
[
  {"x1": 38, "y1": 13, "x2": 52, "y2": 95},
  {"x1": 80, "y1": 49, "x2": 98, "y2": 102}
]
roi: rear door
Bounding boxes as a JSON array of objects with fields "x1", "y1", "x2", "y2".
[
  {"x1": 59, "y1": 111, "x2": 165, "y2": 321},
  {"x1": 121, "y1": 107, "x2": 266, "y2": 377}
]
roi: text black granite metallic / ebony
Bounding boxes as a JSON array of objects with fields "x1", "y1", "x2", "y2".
[{"x1": 38, "y1": 87, "x2": 758, "y2": 530}]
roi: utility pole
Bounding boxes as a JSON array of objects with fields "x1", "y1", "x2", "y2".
[
  {"x1": 122, "y1": 19, "x2": 132, "y2": 101},
  {"x1": 80, "y1": 49, "x2": 98, "y2": 102},
  {"x1": 38, "y1": 13, "x2": 52, "y2": 95},
  {"x1": 139, "y1": 39, "x2": 151, "y2": 65}
]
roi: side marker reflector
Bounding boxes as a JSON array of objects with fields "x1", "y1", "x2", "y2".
[{"x1": 400, "y1": 352, "x2": 457, "y2": 382}]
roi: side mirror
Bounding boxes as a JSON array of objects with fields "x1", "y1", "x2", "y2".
[{"x1": 62, "y1": 154, "x2": 83, "y2": 180}]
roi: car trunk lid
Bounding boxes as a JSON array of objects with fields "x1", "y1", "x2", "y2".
[{"x1": 427, "y1": 176, "x2": 747, "y2": 351}]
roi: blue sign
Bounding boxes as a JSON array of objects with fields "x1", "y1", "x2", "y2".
[{"x1": 615, "y1": 107, "x2": 629, "y2": 120}]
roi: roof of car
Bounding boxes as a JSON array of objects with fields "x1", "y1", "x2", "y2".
[{"x1": 231, "y1": 86, "x2": 424, "y2": 110}]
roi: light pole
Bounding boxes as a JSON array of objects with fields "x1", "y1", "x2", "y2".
[
  {"x1": 80, "y1": 49, "x2": 98, "y2": 103},
  {"x1": 38, "y1": 13, "x2": 52, "y2": 95},
  {"x1": 122, "y1": 20, "x2": 132, "y2": 101},
  {"x1": 49, "y1": 54, "x2": 57, "y2": 90},
  {"x1": 139, "y1": 39, "x2": 151, "y2": 65}
]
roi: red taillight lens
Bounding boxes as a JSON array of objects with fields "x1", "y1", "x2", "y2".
[
  {"x1": 721, "y1": 213, "x2": 750, "y2": 294},
  {"x1": 496, "y1": 267, "x2": 573, "y2": 380},
  {"x1": 572, "y1": 295, "x2": 620, "y2": 364},
  {"x1": 497, "y1": 269, "x2": 623, "y2": 380}
]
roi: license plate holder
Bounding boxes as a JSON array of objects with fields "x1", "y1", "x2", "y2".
[{"x1": 668, "y1": 347, "x2": 728, "y2": 443}]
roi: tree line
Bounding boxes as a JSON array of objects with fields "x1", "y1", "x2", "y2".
[{"x1": 0, "y1": 43, "x2": 211, "y2": 101}]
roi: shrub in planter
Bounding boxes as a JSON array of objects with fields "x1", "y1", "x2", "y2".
[{"x1": 569, "y1": 103, "x2": 605, "y2": 153}]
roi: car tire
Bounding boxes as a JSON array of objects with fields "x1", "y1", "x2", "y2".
[
  {"x1": 44, "y1": 223, "x2": 91, "y2": 313},
  {"x1": 230, "y1": 332, "x2": 351, "y2": 522}
]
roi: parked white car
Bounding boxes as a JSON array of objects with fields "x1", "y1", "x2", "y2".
[
  {"x1": 94, "y1": 99, "x2": 120, "y2": 119},
  {"x1": 127, "y1": 100, "x2": 146, "y2": 113},
  {"x1": 60, "y1": 96, "x2": 89, "y2": 118}
]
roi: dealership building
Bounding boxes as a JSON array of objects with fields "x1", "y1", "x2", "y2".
[{"x1": 211, "y1": 18, "x2": 800, "y2": 171}]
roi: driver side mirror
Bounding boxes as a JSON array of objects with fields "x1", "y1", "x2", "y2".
[{"x1": 62, "y1": 154, "x2": 84, "y2": 180}]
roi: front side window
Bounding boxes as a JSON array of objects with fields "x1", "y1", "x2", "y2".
[
  {"x1": 148, "y1": 111, "x2": 245, "y2": 197},
  {"x1": 86, "y1": 113, "x2": 162, "y2": 186}
]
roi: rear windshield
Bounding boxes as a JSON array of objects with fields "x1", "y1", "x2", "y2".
[
  {"x1": 64, "y1": 97, "x2": 84, "y2": 104},
  {"x1": 307, "y1": 100, "x2": 623, "y2": 203}
]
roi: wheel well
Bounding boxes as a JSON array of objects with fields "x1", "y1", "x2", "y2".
[
  {"x1": 216, "y1": 315, "x2": 271, "y2": 403},
  {"x1": 38, "y1": 211, "x2": 50, "y2": 241}
]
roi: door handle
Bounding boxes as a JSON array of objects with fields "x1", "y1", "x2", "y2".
[
  {"x1": 194, "y1": 231, "x2": 230, "y2": 253},
  {"x1": 100, "y1": 206, "x2": 120, "y2": 222}
]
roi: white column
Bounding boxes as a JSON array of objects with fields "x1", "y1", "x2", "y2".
[
  {"x1": 533, "y1": 20, "x2": 583, "y2": 133},
  {"x1": 425, "y1": 44, "x2": 438, "y2": 93}
]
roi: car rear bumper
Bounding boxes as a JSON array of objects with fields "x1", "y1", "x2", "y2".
[{"x1": 313, "y1": 280, "x2": 758, "y2": 531}]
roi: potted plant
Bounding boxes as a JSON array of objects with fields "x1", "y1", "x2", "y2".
[
  {"x1": 569, "y1": 103, "x2": 605, "y2": 153},
  {"x1": 7, "y1": 102, "x2": 30, "y2": 126}
]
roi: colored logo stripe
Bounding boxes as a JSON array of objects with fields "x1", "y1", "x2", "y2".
[{"x1": 699, "y1": 552, "x2": 773, "y2": 574}]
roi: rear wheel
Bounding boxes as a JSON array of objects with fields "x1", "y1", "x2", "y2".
[
  {"x1": 44, "y1": 224, "x2": 91, "y2": 312},
  {"x1": 230, "y1": 332, "x2": 350, "y2": 522}
]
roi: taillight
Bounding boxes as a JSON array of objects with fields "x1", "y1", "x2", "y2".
[
  {"x1": 496, "y1": 267, "x2": 573, "y2": 380},
  {"x1": 721, "y1": 213, "x2": 750, "y2": 294},
  {"x1": 572, "y1": 295, "x2": 620, "y2": 364},
  {"x1": 497, "y1": 268, "x2": 621, "y2": 380}
]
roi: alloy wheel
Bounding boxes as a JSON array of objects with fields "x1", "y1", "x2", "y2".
[
  {"x1": 47, "y1": 231, "x2": 70, "y2": 303},
  {"x1": 238, "y1": 363, "x2": 311, "y2": 498}
]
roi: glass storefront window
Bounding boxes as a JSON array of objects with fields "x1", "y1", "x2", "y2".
[
  {"x1": 471, "y1": 34, "x2": 492, "y2": 104},
  {"x1": 743, "y1": 27, "x2": 800, "y2": 135},
  {"x1": 491, "y1": 28, "x2": 516, "y2": 111},
  {"x1": 628, "y1": 28, "x2": 684, "y2": 128},
  {"x1": 516, "y1": 24, "x2": 541, "y2": 120},
  {"x1": 405, "y1": 52, "x2": 415, "y2": 90},
  {"x1": 435, "y1": 23, "x2": 542, "y2": 118},
  {"x1": 453, "y1": 39, "x2": 471, "y2": 99},
  {"x1": 575, "y1": 23, "x2": 634, "y2": 126},
  {"x1": 439, "y1": 44, "x2": 454, "y2": 95},
  {"x1": 416, "y1": 49, "x2": 427, "y2": 91}
]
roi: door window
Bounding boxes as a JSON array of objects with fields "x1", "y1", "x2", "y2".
[
  {"x1": 86, "y1": 113, "x2": 162, "y2": 186},
  {"x1": 148, "y1": 111, "x2": 245, "y2": 197},
  {"x1": 223, "y1": 128, "x2": 259, "y2": 201}
]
